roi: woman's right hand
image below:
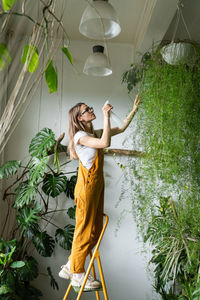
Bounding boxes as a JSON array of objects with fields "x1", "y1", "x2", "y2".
[{"x1": 102, "y1": 103, "x2": 113, "y2": 118}]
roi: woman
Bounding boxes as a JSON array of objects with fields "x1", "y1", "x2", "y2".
[{"x1": 59, "y1": 95, "x2": 140, "y2": 291}]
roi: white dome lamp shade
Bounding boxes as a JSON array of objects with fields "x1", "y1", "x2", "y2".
[
  {"x1": 79, "y1": 0, "x2": 121, "y2": 40},
  {"x1": 83, "y1": 45, "x2": 112, "y2": 76}
]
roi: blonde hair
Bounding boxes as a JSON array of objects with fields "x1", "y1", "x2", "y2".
[{"x1": 68, "y1": 102, "x2": 94, "y2": 159}]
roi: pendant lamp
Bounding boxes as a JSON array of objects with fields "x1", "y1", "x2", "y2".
[
  {"x1": 83, "y1": 45, "x2": 112, "y2": 76},
  {"x1": 79, "y1": 0, "x2": 121, "y2": 40}
]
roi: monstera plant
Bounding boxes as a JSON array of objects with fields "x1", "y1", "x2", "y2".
[
  {"x1": 122, "y1": 45, "x2": 200, "y2": 299},
  {"x1": 0, "y1": 128, "x2": 77, "y2": 299}
]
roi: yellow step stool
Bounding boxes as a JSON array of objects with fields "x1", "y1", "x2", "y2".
[{"x1": 63, "y1": 214, "x2": 109, "y2": 300}]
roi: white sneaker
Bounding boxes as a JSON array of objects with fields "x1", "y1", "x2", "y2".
[
  {"x1": 58, "y1": 264, "x2": 71, "y2": 279},
  {"x1": 71, "y1": 273, "x2": 101, "y2": 291}
]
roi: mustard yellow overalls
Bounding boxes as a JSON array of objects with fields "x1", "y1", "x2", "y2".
[{"x1": 69, "y1": 148, "x2": 104, "y2": 273}]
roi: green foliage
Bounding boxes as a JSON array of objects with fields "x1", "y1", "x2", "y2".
[
  {"x1": 67, "y1": 205, "x2": 76, "y2": 220},
  {"x1": 0, "y1": 43, "x2": 11, "y2": 70},
  {"x1": 55, "y1": 224, "x2": 75, "y2": 250},
  {"x1": 33, "y1": 231, "x2": 55, "y2": 257},
  {"x1": 21, "y1": 44, "x2": 39, "y2": 73},
  {"x1": 17, "y1": 256, "x2": 39, "y2": 281},
  {"x1": 45, "y1": 60, "x2": 58, "y2": 93},
  {"x1": 16, "y1": 203, "x2": 41, "y2": 231},
  {"x1": 122, "y1": 44, "x2": 200, "y2": 298},
  {"x1": 62, "y1": 46, "x2": 73, "y2": 65},
  {"x1": 29, "y1": 127, "x2": 56, "y2": 158},
  {"x1": 0, "y1": 160, "x2": 21, "y2": 180},
  {"x1": 1, "y1": 127, "x2": 77, "y2": 298},
  {"x1": 14, "y1": 180, "x2": 38, "y2": 208},
  {"x1": 42, "y1": 173, "x2": 67, "y2": 197},
  {"x1": 28, "y1": 156, "x2": 49, "y2": 184},
  {"x1": 65, "y1": 175, "x2": 77, "y2": 199},
  {"x1": 2, "y1": 0, "x2": 17, "y2": 11}
]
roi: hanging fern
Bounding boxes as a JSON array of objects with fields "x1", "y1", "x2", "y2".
[
  {"x1": 29, "y1": 128, "x2": 56, "y2": 158},
  {"x1": 0, "y1": 160, "x2": 21, "y2": 180}
]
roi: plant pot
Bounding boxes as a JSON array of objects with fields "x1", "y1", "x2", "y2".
[{"x1": 160, "y1": 42, "x2": 196, "y2": 65}]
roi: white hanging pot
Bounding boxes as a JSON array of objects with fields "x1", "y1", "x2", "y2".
[{"x1": 160, "y1": 42, "x2": 196, "y2": 65}]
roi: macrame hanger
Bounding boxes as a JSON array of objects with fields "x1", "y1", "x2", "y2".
[{"x1": 171, "y1": 0, "x2": 192, "y2": 43}]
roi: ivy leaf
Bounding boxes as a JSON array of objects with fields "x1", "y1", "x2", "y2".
[
  {"x1": 42, "y1": 173, "x2": 67, "y2": 198},
  {"x1": 45, "y1": 60, "x2": 57, "y2": 93},
  {"x1": 0, "y1": 43, "x2": 11, "y2": 70},
  {"x1": 33, "y1": 231, "x2": 55, "y2": 257},
  {"x1": 62, "y1": 46, "x2": 73, "y2": 65},
  {"x1": 0, "y1": 160, "x2": 21, "y2": 180},
  {"x1": 14, "y1": 181, "x2": 37, "y2": 208},
  {"x1": 67, "y1": 206, "x2": 76, "y2": 220},
  {"x1": 10, "y1": 261, "x2": 25, "y2": 268},
  {"x1": 47, "y1": 266, "x2": 59, "y2": 290},
  {"x1": 17, "y1": 256, "x2": 39, "y2": 281},
  {"x1": 55, "y1": 224, "x2": 74, "y2": 250},
  {"x1": 29, "y1": 128, "x2": 56, "y2": 158},
  {"x1": 28, "y1": 156, "x2": 49, "y2": 184},
  {"x1": 21, "y1": 44, "x2": 39, "y2": 73},
  {"x1": 2, "y1": 0, "x2": 17, "y2": 11},
  {"x1": 16, "y1": 203, "x2": 41, "y2": 230}
]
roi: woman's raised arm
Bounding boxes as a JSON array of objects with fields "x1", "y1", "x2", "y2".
[{"x1": 110, "y1": 94, "x2": 140, "y2": 136}]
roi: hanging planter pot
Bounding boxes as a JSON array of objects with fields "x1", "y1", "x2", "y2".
[{"x1": 160, "y1": 42, "x2": 196, "y2": 65}]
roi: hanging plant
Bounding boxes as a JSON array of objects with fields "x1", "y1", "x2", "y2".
[{"x1": 121, "y1": 43, "x2": 200, "y2": 299}]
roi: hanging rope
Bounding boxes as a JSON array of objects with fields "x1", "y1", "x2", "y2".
[{"x1": 171, "y1": 0, "x2": 192, "y2": 43}]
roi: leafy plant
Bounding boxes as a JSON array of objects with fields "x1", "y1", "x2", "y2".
[
  {"x1": 121, "y1": 43, "x2": 200, "y2": 299},
  {"x1": 0, "y1": 128, "x2": 77, "y2": 299}
]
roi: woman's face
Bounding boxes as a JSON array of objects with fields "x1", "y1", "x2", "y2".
[{"x1": 78, "y1": 104, "x2": 96, "y2": 123}]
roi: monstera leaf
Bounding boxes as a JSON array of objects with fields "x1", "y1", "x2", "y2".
[
  {"x1": 67, "y1": 206, "x2": 76, "y2": 220},
  {"x1": 16, "y1": 203, "x2": 41, "y2": 231},
  {"x1": 29, "y1": 128, "x2": 56, "y2": 158},
  {"x1": 42, "y1": 173, "x2": 67, "y2": 198},
  {"x1": 14, "y1": 181, "x2": 37, "y2": 208},
  {"x1": 28, "y1": 156, "x2": 49, "y2": 184},
  {"x1": 0, "y1": 160, "x2": 21, "y2": 180},
  {"x1": 17, "y1": 256, "x2": 39, "y2": 281},
  {"x1": 45, "y1": 60, "x2": 57, "y2": 94},
  {"x1": 65, "y1": 175, "x2": 77, "y2": 199},
  {"x1": 33, "y1": 231, "x2": 55, "y2": 257},
  {"x1": 21, "y1": 44, "x2": 39, "y2": 73},
  {"x1": 55, "y1": 224, "x2": 74, "y2": 250}
]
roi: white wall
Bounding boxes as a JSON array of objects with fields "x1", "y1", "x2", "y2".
[{"x1": 4, "y1": 39, "x2": 160, "y2": 300}]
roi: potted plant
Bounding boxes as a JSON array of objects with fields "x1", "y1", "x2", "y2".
[{"x1": 0, "y1": 128, "x2": 77, "y2": 299}]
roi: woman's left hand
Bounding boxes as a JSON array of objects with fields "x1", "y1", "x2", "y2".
[{"x1": 132, "y1": 94, "x2": 140, "y2": 112}]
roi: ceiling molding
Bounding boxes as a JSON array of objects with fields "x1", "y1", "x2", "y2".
[{"x1": 133, "y1": 0, "x2": 158, "y2": 53}]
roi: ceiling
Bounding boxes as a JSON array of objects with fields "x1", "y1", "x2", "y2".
[{"x1": 5, "y1": 0, "x2": 179, "y2": 54}]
